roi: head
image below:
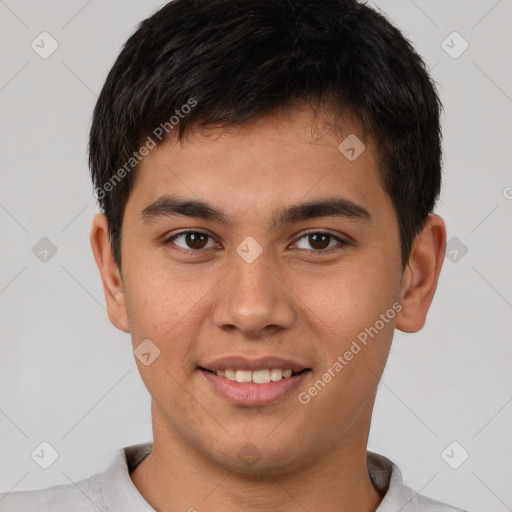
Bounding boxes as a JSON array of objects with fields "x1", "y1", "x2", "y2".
[{"x1": 90, "y1": 0, "x2": 445, "y2": 474}]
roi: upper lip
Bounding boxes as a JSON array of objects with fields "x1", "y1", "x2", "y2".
[{"x1": 200, "y1": 356, "x2": 310, "y2": 373}]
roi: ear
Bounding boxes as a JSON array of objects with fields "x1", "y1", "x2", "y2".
[
  {"x1": 396, "y1": 214, "x2": 446, "y2": 333},
  {"x1": 90, "y1": 213, "x2": 130, "y2": 333}
]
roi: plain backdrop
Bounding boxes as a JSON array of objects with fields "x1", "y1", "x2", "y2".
[{"x1": 1, "y1": 1, "x2": 511, "y2": 511}]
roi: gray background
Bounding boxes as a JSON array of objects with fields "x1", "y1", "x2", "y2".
[{"x1": 1, "y1": 1, "x2": 511, "y2": 510}]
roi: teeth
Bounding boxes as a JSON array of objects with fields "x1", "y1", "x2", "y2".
[
  {"x1": 270, "y1": 368, "x2": 283, "y2": 381},
  {"x1": 252, "y1": 369, "x2": 270, "y2": 384},
  {"x1": 224, "y1": 369, "x2": 236, "y2": 380},
  {"x1": 235, "y1": 370, "x2": 252, "y2": 383},
  {"x1": 216, "y1": 368, "x2": 296, "y2": 383}
]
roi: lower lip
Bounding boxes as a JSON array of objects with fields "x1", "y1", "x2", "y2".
[{"x1": 200, "y1": 369, "x2": 310, "y2": 407}]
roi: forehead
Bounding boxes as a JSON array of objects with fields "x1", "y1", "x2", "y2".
[
  {"x1": 178, "y1": 103, "x2": 369, "y2": 149},
  {"x1": 125, "y1": 107, "x2": 389, "y2": 224}
]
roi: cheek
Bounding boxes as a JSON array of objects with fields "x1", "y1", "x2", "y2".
[
  {"x1": 298, "y1": 260, "x2": 399, "y2": 331},
  {"x1": 294, "y1": 259, "x2": 400, "y2": 402},
  {"x1": 126, "y1": 282, "x2": 205, "y2": 413},
  {"x1": 296, "y1": 278, "x2": 396, "y2": 435},
  {"x1": 125, "y1": 260, "x2": 204, "y2": 335}
]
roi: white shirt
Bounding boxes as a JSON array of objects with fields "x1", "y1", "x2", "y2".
[{"x1": 0, "y1": 442, "x2": 467, "y2": 511}]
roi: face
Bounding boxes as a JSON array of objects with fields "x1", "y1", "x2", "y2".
[{"x1": 98, "y1": 107, "x2": 413, "y2": 474}]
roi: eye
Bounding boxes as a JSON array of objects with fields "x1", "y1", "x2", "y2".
[
  {"x1": 164, "y1": 230, "x2": 219, "y2": 252},
  {"x1": 292, "y1": 231, "x2": 348, "y2": 251},
  {"x1": 163, "y1": 230, "x2": 349, "y2": 254}
]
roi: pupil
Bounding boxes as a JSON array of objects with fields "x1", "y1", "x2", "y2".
[
  {"x1": 310, "y1": 234, "x2": 329, "y2": 250},
  {"x1": 187, "y1": 233, "x2": 207, "y2": 249}
]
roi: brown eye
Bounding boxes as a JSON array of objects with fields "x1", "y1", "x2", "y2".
[
  {"x1": 308, "y1": 233, "x2": 331, "y2": 250},
  {"x1": 166, "y1": 230, "x2": 217, "y2": 251},
  {"x1": 185, "y1": 232, "x2": 208, "y2": 249},
  {"x1": 293, "y1": 232, "x2": 347, "y2": 252}
]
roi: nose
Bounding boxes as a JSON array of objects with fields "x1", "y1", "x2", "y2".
[{"x1": 211, "y1": 247, "x2": 296, "y2": 338}]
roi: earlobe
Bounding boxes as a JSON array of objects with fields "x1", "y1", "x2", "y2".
[
  {"x1": 90, "y1": 213, "x2": 130, "y2": 333},
  {"x1": 395, "y1": 214, "x2": 446, "y2": 333}
]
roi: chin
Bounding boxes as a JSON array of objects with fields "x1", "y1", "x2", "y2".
[{"x1": 206, "y1": 436, "x2": 310, "y2": 477}]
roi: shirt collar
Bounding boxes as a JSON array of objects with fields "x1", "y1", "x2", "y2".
[
  {"x1": 101, "y1": 443, "x2": 154, "y2": 511},
  {"x1": 101, "y1": 443, "x2": 418, "y2": 512}
]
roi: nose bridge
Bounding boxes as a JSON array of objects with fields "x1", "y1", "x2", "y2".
[{"x1": 212, "y1": 247, "x2": 295, "y2": 336}]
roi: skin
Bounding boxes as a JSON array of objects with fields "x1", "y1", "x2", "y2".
[{"x1": 90, "y1": 105, "x2": 446, "y2": 512}]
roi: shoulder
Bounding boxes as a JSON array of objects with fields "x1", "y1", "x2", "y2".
[
  {"x1": 398, "y1": 489, "x2": 468, "y2": 512},
  {"x1": 368, "y1": 451, "x2": 468, "y2": 512},
  {"x1": 0, "y1": 472, "x2": 103, "y2": 512},
  {"x1": 0, "y1": 442, "x2": 153, "y2": 512}
]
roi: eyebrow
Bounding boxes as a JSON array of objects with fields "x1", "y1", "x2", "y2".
[{"x1": 140, "y1": 194, "x2": 372, "y2": 228}]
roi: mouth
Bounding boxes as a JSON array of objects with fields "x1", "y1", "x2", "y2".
[
  {"x1": 198, "y1": 356, "x2": 312, "y2": 406},
  {"x1": 200, "y1": 367, "x2": 309, "y2": 383}
]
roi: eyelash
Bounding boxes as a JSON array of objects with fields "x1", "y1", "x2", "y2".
[{"x1": 162, "y1": 229, "x2": 350, "y2": 255}]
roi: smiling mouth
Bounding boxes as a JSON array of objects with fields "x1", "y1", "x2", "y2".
[{"x1": 200, "y1": 367, "x2": 310, "y2": 384}]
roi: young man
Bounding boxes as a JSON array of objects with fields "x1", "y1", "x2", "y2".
[{"x1": 0, "y1": 0, "x2": 466, "y2": 510}]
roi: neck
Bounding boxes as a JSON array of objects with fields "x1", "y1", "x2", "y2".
[{"x1": 130, "y1": 404, "x2": 382, "y2": 512}]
